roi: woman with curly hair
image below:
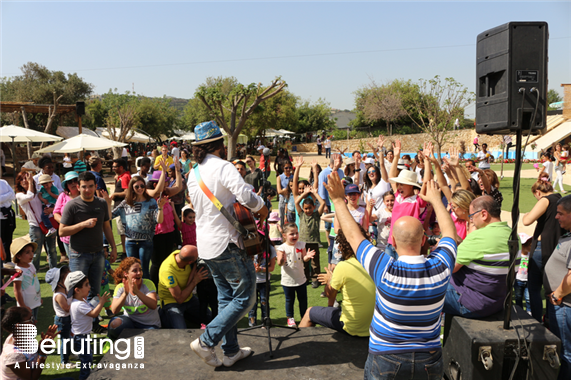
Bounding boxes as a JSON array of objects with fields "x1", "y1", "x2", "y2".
[{"x1": 107, "y1": 257, "x2": 161, "y2": 340}]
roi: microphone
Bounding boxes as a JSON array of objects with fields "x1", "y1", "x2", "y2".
[{"x1": 262, "y1": 148, "x2": 271, "y2": 157}]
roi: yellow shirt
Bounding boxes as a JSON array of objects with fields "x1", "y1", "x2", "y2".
[
  {"x1": 154, "y1": 155, "x2": 174, "y2": 170},
  {"x1": 158, "y1": 251, "x2": 193, "y2": 306},
  {"x1": 330, "y1": 256, "x2": 376, "y2": 337}
]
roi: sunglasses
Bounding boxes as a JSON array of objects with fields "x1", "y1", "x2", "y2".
[
  {"x1": 367, "y1": 171, "x2": 376, "y2": 174},
  {"x1": 68, "y1": 179, "x2": 79, "y2": 183},
  {"x1": 284, "y1": 167, "x2": 293, "y2": 170},
  {"x1": 133, "y1": 185, "x2": 145, "y2": 190}
]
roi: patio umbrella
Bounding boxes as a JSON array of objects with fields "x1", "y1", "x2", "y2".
[
  {"x1": 0, "y1": 125, "x2": 63, "y2": 175},
  {"x1": 35, "y1": 134, "x2": 127, "y2": 154}
]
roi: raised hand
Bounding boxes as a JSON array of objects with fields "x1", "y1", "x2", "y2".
[
  {"x1": 377, "y1": 135, "x2": 386, "y2": 148},
  {"x1": 311, "y1": 159, "x2": 318, "y2": 169},
  {"x1": 295, "y1": 155, "x2": 304, "y2": 167},
  {"x1": 159, "y1": 158, "x2": 167, "y2": 172},
  {"x1": 305, "y1": 248, "x2": 316, "y2": 259},
  {"x1": 98, "y1": 189, "x2": 111, "y2": 204},
  {"x1": 393, "y1": 140, "x2": 401, "y2": 157},
  {"x1": 423, "y1": 141, "x2": 434, "y2": 159},
  {"x1": 419, "y1": 180, "x2": 442, "y2": 205},
  {"x1": 324, "y1": 172, "x2": 344, "y2": 202},
  {"x1": 448, "y1": 147, "x2": 460, "y2": 166},
  {"x1": 333, "y1": 154, "x2": 342, "y2": 170},
  {"x1": 100, "y1": 291, "x2": 111, "y2": 305}
]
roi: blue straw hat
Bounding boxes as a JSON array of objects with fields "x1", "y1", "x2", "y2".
[
  {"x1": 193, "y1": 121, "x2": 224, "y2": 145},
  {"x1": 62, "y1": 171, "x2": 79, "y2": 188}
]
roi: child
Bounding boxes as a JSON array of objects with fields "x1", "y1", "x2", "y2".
[
  {"x1": 11, "y1": 237, "x2": 41, "y2": 321},
  {"x1": 276, "y1": 223, "x2": 316, "y2": 327},
  {"x1": 66, "y1": 271, "x2": 111, "y2": 380},
  {"x1": 387, "y1": 140, "x2": 430, "y2": 259},
  {"x1": 180, "y1": 206, "x2": 196, "y2": 246},
  {"x1": 514, "y1": 233, "x2": 532, "y2": 313},
  {"x1": 285, "y1": 181, "x2": 296, "y2": 223},
  {"x1": 45, "y1": 265, "x2": 74, "y2": 365},
  {"x1": 248, "y1": 233, "x2": 277, "y2": 327},
  {"x1": 101, "y1": 251, "x2": 115, "y2": 317},
  {"x1": 537, "y1": 152, "x2": 554, "y2": 182},
  {"x1": 295, "y1": 185, "x2": 326, "y2": 288},
  {"x1": 268, "y1": 211, "x2": 283, "y2": 244},
  {"x1": 37, "y1": 173, "x2": 59, "y2": 237},
  {"x1": 561, "y1": 144, "x2": 569, "y2": 174},
  {"x1": 369, "y1": 190, "x2": 395, "y2": 251}
]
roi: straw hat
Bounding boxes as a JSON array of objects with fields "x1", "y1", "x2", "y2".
[
  {"x1": 10, "y1": 237, "x2": 38, "y2": 258},
  {"x1": 389, "y1": 170, "x2": 421, "y2": 188},
  {"x1": 38, "y1": 174, "x2": 53, "y2": 185}
]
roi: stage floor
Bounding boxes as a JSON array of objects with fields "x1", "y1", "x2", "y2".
[{"x1": 87, "y1": 326, "x2": 369, "y2": 379}]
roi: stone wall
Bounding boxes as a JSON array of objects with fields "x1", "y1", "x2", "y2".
[{"x1": 294, "y1": 129, "x2": 508, "y2": 155}]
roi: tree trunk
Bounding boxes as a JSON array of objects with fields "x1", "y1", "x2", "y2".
[
  {"x1": 112, "y1": 147, "x2": 122, "y2": 160},
  {"x1": 436, "y1": 143, "x2": 443, "y2": 164},
  {"x1": 20, "y1": 107, "x2": 33, "y2": 159},
  {"x1": 226, "y1": 133, "x2": 237, "y2": 160}
]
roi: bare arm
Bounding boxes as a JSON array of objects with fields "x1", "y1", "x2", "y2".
[
  {"x1": 277, "y1": 250, "x2": 286, "y2": 266},
  {"x1": 389, "y1": 140, "x2": 401, "y2": 192},
  {"x1": 168, "y1": 266, "x2": 208, "y2": 304},
  {"x1": 522, "y1": 197, "x2": 549, "y2": 226},
  {"x1": 164, "y1": 157, "x2": 183, "y2": 196},
  {"x1": 428, "y1": 154, "x2": 452, "y2": 202},
  {"x1": 293, "y1": 156, "x2": 303, "y2": 197},
  {"x1": 418, "y1": 180, "x2": 456, "y2": 240},
  {"x1": 102, "y1": 220, "x2": 117, "y2": 263},
  {"x1": 475, "y1": 167, "x2": 491, "y2": 194},
  {"x1": 85, "y1": 293, "x2": 111, "y2": 318}
]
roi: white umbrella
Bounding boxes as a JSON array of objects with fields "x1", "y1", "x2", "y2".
[
  {"x1": 277, "y1": 129, "x2": 295, "y2": 135},
  {"x1": 1, "y1": 125, "x2": 63, "y2": 174},
  {"x1": 0, "y1": 125, "x2": 63, "y2": 143},
  {"x1": 36, "y1": 134, "x2": 127, "y2": 154}
]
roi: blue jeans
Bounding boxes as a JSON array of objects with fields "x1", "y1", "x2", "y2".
[
  {"x1": 385, "y1": 244, "x2": 398, "y2": 260},
  {"x1": 55, "y1": 315, "x2": 71, "y2": 363},
  {"x1": 125, "y1": 239, "x2": 153, "y2": 279},
  {"x1": 40, "y1": 204, "x2": 54, "y2": 230},
  {"x1": 200, "y1": 244, "x2": 256, "y2": 356},
  {"x1": 162, "y1": 296, "x2": 202, "y2": 329},
  {"x1": 547, "y1": 303, "x2": 571, "y2": 380},
  {"x1": 442, "y1": 283, "x2": 482, "y2": 318},
  {"x1": 325, "y1": 147, "x2": 331, "y2": 158},
  {"x1": 107, "y1": 315, "x2": 159, "y2": 339},
  {"x1": 68, "y1": 247, "x2": 105, "y2": 302},
  {"x1": 364, "y1": 350, "x2": 443, "y2": 380},
  {"x1": 514, "y1": 280, "x2": 530, "y2": 312},
  {"x1": 282, "y1": 284, "x2": 308, "y2": 319},
  {"x1": 528, "y1": 242, "x2": 544, "y2": 322},
  {"x1": 249, "y1": 282, "x2": 268, "y2": 322},
  {"x1": 63, "y1": 242, "x2": 70, "y2": 256},
  {"x1": 29, "y1": 225, "x2": 57, "y2": 270},
  {"x1": 73, "y1": 335, "x2": 93, "y2": 380}
]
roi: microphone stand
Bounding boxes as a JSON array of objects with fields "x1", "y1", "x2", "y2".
[{"x1": 239, "y1": 151, "x2": 298, "y2": 358}]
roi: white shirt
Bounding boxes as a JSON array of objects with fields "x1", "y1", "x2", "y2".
[
  {"x1": 22, "y1": 160, "x2": 40, "y2": 173},
  {"x1": 324, "y1": 139, "x2": 332, "y2": 149},
  {"x1": 543, "y1": 161, "x2": 554, "y2": 181},
  {"x1": 187, "y1": 154, "x2": 264, "y2": 260},
  {"x1": 71, "y1": 298, "x2": 95, "y2": 335},
  {"x1": 13, "y1": 265, "x2": 41, "y2": 310},
  {"x1": 366, "y1": 180, "x2": 391, "y2": 210},
  {"x1": 63, "y1": 156, "x2": 72, "y2": 168},
  {"x1": 171, "y1": 146, "x2": 180, "y2": 159},
  {"x1": 477, "y1": 151, "x2": 491, "y2": 169},
  {"x1": 122, "y1": 148, "x2": 128, "y2": 157},
  {"x1": 15, "y1": 191, "x2": 43, "y2": 227},
  {"x1": 53, "y1": 292, "x2": 72, "y2": 317},
  {"x1": 276, "y1": 241, "x2": 307, "y2": 287},
  {"x1": 0, "y1": 180, "x2": 15, "y2": 218},
  {"x1": 33, "y1": 171, "x2": 63, "y2": 193}
]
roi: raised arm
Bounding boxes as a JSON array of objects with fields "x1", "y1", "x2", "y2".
[
  {"x1": 444, "y1": 147, "x2": 470, "y2": 192},
  {"x1": 419, "y1": 180, "x2": 456, "y2": 240},
  {"x1": 389, "y1": 140, "x2": 401, "y2": 192},
  {"x1": 428, "y1": 152, "x2": 452, "y2": 202},
  {"x1": 420, "y1": 142, "x2": 434, "y2": 196},
  {"x1": 293, "y1": 155, "x2": 304, "y2": 197}
]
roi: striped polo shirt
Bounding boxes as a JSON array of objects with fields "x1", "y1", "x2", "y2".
[
  {"x1": 356, "y1": 237, "x2": 457, "y2": 355},
  {"x1": 451, "y1": 221, "x2": 518, "y2": 317}
]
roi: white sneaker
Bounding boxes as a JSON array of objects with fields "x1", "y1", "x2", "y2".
[
  {"x1": 287, "y1": 317, "x2": 297, "y2": 328},
  {"x1": 46, "y1": 227, "x2": 57, "y2": 237},
  {"x1": 222, "y1": 347, "x2": 253, "y2": 367},
  {"x1": 190, "y1": 338, "x2": 222, "y2": 367}
]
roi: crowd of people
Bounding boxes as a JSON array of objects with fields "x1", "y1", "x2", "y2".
[{"x1": 0, "y1": 123, "x2": 570, "y2": 380}]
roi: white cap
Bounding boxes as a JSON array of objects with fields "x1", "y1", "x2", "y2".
[
  {"x1": 257, "y1": 145, "x2": 266, "y2": 151},
  {"x1": 364, "y1": 158, "x2": 375, "y2": 165},
  {"x1": 518, "y1": 232, "x2": 532, "y2": 245}
]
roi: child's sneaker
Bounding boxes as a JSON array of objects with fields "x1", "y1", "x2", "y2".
[
  {"x1": 287, "y1": 317, "x2": 296, "y2": 328},
  {"x1": 46, "y1": 227, "x2": 57, "y2": 237},
  {"x1": 248, "y1": 317, "x2": 255, "y2": 327}
]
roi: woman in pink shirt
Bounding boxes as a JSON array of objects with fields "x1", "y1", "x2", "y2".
[{"x1": 53, "y1": 171, "x2": 81, "y2": 262}]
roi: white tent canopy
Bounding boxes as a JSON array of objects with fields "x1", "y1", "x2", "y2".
[
  {"x1": 96, "y1": 128, "x2": 154, "y2": 143},
  {"x1": 36, "y1": 134, "x2": 127, "y2": 154},
  {"x1": 0, "y1": 125, "x2": 63, "y2": 143},
  {"x1": 56, "y1": 126, "x2": 102, "y2": 139}
]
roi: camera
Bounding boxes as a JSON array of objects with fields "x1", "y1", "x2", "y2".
[{"x1": 427, "y1": 235, "x2": 439, "y2": 246}]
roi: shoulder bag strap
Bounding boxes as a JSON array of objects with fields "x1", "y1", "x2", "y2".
[{"x1": 193, "y1": 164, "x2": 249, "y2": 237}]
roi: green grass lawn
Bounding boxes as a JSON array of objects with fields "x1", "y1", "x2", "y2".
[{"x1": 499, "y1": 176, "x2": 571, "y2": 213}]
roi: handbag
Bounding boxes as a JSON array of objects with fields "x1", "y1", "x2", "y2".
[
  {"x1": 29, "y1": 200, "x2": 59, "y2": 235},
  {"x1": 193, "y1": 165, "x2": 262, "y2": 256}
]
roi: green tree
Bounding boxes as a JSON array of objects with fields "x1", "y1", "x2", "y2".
[
  {"x1": 406, "y1": 76, "x2": 474, "y2": 160},
  {"x1": 181, "y1": 97, "x2": 212, "y2": 130},
  {"x1": 137, "y1": 97, "x2": 179, "y2": 140},
  {"x1": 548, "y1": 89, "x2": 563, "y2": 110},
  {"x1": 243, "y1": 90, "x2": 298, "y2": 139},
  {"x1": 0, "y1": 62, "x2": 93, "y2": 130},
  {"x1": 195, "y1": 76, "x2": 287, "y2": 159},
  {"x1": 296, "y1": 98, "x2": 336, "y2": 134}
]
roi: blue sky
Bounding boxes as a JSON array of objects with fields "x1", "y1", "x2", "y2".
[{"x1": 1, "y1": 1, "x2": 570, "y2": 118}]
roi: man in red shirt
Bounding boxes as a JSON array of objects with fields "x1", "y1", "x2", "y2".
[{"x1": 110, "y1": 158, "x2": 131, "y2": 258}]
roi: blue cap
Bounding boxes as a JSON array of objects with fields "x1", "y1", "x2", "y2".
[
  {"x1": 193, "y1": 121, "x2": 224, "y2": 145},
  {"x1": 345, "y1": 184, "x2": 361, "y2": 195},
  {"x1": 62, "y1": 171, "x2": 79, "y2": 188}
]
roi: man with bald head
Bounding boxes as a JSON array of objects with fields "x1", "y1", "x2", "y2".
[
  {"x1": 443, "y1": 195, "x2": 517, "y2": 319},
  {"x1": 158, "y1": 246, "x2": 209, "y2": 329},
  {"x1": 324, "y1": 173, "x2": 457, "y2": 380}
]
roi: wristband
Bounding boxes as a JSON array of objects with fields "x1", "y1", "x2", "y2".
[{"x1": 551, "y1": 293, "x2": 562, "y2": 303}]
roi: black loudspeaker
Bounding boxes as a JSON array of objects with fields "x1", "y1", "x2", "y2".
[
  {"x1": 476, "y1": 22, "x2": 548, "y2": 135},
  {"x1": 442, "y1": 307, "x2": 561, "y2": 380},
  {"x1": 76, "y1": 101, "x2": 85, "y2": 116}
]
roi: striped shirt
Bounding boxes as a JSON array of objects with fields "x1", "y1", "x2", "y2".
[
  {"x1": 356, "y1": 237, "x2": 457, "y2": 355},
  {"x1": 451, "y1": 221, "x2": 518, "y2": 317}
]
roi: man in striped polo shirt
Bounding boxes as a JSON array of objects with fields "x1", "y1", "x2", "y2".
[
  {"x1": 443, "y1": 195, "x2": 516, "y2": 318},
  {"x1": 324, "y1": 174, "x2": 457, "y2": 380}
]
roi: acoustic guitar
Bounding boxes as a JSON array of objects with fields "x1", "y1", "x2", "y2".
[{"x1": 233, "y1": 202, "x2": 263, "y2": 256}]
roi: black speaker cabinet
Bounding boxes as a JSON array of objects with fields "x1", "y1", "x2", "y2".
[
  {"x1": 476, "y1": 22, "x2": 548, "y2": 135},
  {"x1": 442, "y1": 306, "x2": 561, "y2": 380},
  {"x1": 76, "y1": 101, "x2": 85, "y2": 116}
]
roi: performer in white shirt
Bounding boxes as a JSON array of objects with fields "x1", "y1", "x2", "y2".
[{"x1": 188, "y1": 121, "x2": 268, "y2": 368}]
